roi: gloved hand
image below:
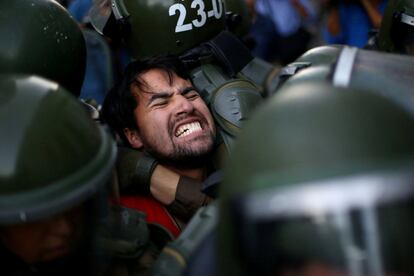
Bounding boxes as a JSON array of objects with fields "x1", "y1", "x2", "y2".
[{"x1": 116, "y1": 147, "x2": 158, "y2": 195}]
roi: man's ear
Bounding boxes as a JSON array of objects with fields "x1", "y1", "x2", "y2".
[{"x1": 124, "y1": 128, "x2": 143, "y2": 149}]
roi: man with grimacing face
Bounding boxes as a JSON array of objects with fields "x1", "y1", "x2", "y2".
[
  {"x1": 102, "y1": 56, "x2": 218, "y2": 233},
  {"x1": 124, "y1": 64, "x2": 216, "y2": 167}
]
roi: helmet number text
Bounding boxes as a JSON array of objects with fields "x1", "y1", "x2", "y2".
[
  {"x1": 169, "y1": 0, "x2": 224, "y2": 33},
  {"x1": 212, "y1": 0, "x2": 223, "y2": 19},
  {"x1": 192, "y1": 0, "x2": 207, "y2": 28}
]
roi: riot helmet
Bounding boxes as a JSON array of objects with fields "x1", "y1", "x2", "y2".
[
  {"x1": 0, "y1": 74, "x2": 116, "y2": 225},
  {"x1": 220, "y1": 82, "x2": 414, "y2": 275},
  {"x1": 378, "y1": 0, "x2": 414, "y2": 54},
  {"x1": 0, "y1": 0, "x2": 86, "y2": 96},
  {"x1": 90, "y1": 0, "x2": 226, "y2": 58},
  {"x1": 223, "y1": 0, "x2": 251, "y2": 38}
]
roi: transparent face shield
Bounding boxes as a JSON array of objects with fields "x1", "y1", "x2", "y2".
[
  {"x1": 229, "y1": 172, "x2": 414, "y2": 276},
  {"x1": 89, "y1": 0, "x2": 113, "y2": 35},
  {"x1": 89, "y1": 0, "x2": 129, "y2": 36}
]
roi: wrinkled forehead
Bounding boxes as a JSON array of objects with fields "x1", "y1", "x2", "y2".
[{"x1": 132, "y1": 68, "x2": 192, "y2": 97}]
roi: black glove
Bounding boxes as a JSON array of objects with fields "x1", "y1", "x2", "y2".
[
  {"x1": 167, "y1": 175, "x2": 213, "y2": 222},
  {"x1": 116, "y1": 147, "x2": 158, "y2": 195}
]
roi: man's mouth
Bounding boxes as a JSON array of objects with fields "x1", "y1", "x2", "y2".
[{"x1": 175, "y1": 121, "x2": 202, "y2": 138}]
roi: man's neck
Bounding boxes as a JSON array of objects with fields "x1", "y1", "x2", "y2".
[{"x1": 166, "y1": 165, "x2": 208, "y2": 181}]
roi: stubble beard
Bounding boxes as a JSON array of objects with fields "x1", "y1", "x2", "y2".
[{"x1": 142, "y1": 131, "x2": 216, "y2": 169}]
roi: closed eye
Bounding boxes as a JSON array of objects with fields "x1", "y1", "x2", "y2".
[
  {"x1": 151, "y1": 98, "x2": 169, "y2": 107},
  {"x1": 148, "y1": 92, "x2": 171, "y2": 108},
  {"x1": 183, "y1": 89, "x2": 200, "y2": 100}
]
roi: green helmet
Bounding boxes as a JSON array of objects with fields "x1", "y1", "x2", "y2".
[
  {"x1": 277, "y1": 46, "x2": 414, "y2": 114},
  {"x1": 220, "y1": 82, "x2": 414, "y2": 275},
  {"x1": 0, "y1": 0, "x2": 86, "y2": 96},
  {"x1": 223, "y1": 0, "x2": 251, "y2": 38},
  {"x1": 294, "y1": 45, "x2": 342, "y2": 66},
  {"x1": 0, "y1": 74, "x2": 116, "y2": 224},
  {"x1": 90, "y1": 0, "x2": 226, "y2": 58},
  {"x1": 377, "y1": 0, "x2": 414, "y2": 54}
]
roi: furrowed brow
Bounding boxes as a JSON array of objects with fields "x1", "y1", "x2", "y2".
[
  {"x1": 147, "y1": 92, "x2": 172, "y2": 107},
  {"x1": 180, "y1": 86, "x2": 197, "y2": 95}
]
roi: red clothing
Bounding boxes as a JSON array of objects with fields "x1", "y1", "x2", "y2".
[{"x1": 119, "y1": 196, "x2": 181, "y2": 238}]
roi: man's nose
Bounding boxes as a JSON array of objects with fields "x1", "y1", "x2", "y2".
[{"x1": 174, "y1": 95, "x2": 194, "y2": 115}]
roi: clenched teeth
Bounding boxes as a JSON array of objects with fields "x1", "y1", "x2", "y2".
[{"x1": 175, "y1": 122, "x2": 202, "y2": 138}]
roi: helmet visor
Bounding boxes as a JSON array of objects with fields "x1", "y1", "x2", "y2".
[
  {"x1": 89, "y1": 0, "x2": 113, "y2": 35},
  {"x1": 230, "y1": 172, "x2": 414, "y2": 276}
]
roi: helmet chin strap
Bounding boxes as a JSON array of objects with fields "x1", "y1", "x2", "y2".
[
  {"x1": 179, "y1": 31, "x2": 254, "y2": 76},
  {"x1": 204, "y1": 31, "x2": 253, "y2": 77}
]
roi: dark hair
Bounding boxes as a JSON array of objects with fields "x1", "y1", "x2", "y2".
[{"x1": 101, "y1": 55, "x2": 191, "y2": 145}]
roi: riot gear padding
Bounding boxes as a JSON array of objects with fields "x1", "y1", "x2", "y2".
[
  {"x1": 0, "y1": 0, "x2": 86, "y2": 96},
  {"x1": 220, "y1": 82, "x2": 414, "y2": 275},
  {"x1": 0, "y1": 74, "x2": 116, "y2": 225}
]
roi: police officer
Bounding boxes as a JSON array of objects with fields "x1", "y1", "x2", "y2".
[
  {"x1": 219, "y1": 81, "x2": 414, "y2": 275},
  {"x1": 0, "y1": 74, "x2": 168, "y2": 275},
  {"x1": 152, "y1": 80, "x2": 414, "y2": 275}
]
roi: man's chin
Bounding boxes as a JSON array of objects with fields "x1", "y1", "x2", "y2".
[{"x1": 148, "y1": 145, "x2": 215, "y2": 169}]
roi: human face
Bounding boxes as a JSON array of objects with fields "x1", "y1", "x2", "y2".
[
  {"x1": 126, "y1": 69, "x2": 216, "y2": 164},
  {"x1": 0, "y1": 206, "x2": 84, "y2": 264}
]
